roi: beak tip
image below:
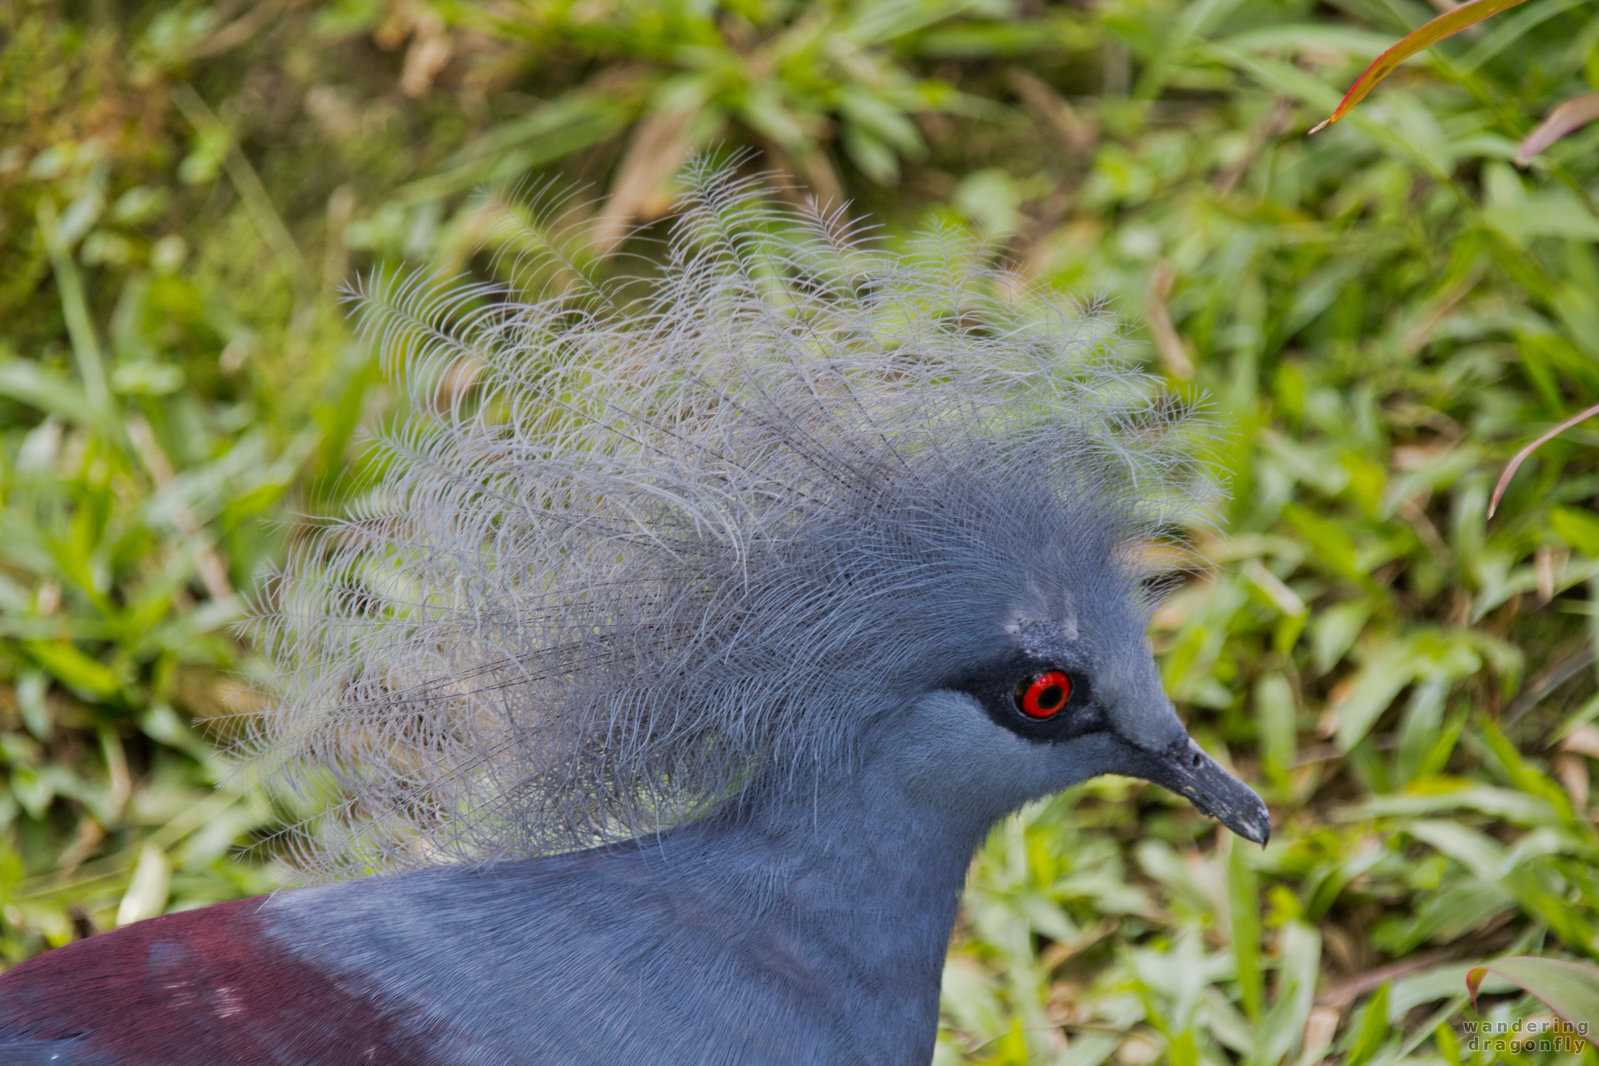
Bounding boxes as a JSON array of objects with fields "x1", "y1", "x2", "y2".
[
  {"x1": 1164, "y1": 737, "x2": 1271, "y2": 847},
  {"x1": 1126, "y1": 735, "x2": 1272, "y2": 849},
  {"x1": 1228, "y1": 796, "x2": 1271, "y2": 848}
]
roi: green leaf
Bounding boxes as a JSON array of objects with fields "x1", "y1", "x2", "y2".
[
  {"x1": 23, "y1": 640, "x2": 122, "y2": 699},
  {"x1": 1333, "y1": 642, "x2": 1413, "y2": 752},
  {"x1": 1466, "y1": 957, "x2": 1599, "y2": 1038},
  {"x1": 1229, "y1": 836, "x2": 1263, "y2": 1020},
  {"x1": 1346, "y1": 983, "x2": 1392, "y2": 1066},
  {"x1": 1251, "y1": 922, "x2": 1320, "y2": 1065},
  {"x1": 1550, "y1": 506, "x2": 1599, "y2": 557},
  {"x1": 115, "y1": 843, "x2": 171, "y2": 927},
  {"x1": 0, "y1": 357, "x2": 99, "y2": 425}
]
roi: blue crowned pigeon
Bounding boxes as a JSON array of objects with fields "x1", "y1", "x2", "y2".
[{"x1": 0, "y1": 165, "x2": 1268, "y2": 1065}]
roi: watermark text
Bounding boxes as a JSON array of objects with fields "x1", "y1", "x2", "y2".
[{"x1": 1463, "y1": 1018, "x2": 1590, "y2": 1055}]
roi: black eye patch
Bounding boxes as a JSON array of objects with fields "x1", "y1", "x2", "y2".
[{"x1": 944, "y1": 651, "x2": 1101, "y2": 743}]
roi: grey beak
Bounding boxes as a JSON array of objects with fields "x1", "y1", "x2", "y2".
[{"x1": 1121, "y1": 735, "x2": 1271, "y2": 845}]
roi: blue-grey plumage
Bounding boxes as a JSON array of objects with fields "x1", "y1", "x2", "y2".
[{"x1": 0, "y1": 163, "x2": 1266, "y2": 1065}]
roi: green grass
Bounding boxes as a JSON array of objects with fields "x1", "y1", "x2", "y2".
[{"x1": 3, "y1": 1, "x2": 1599, "y2": 1062}]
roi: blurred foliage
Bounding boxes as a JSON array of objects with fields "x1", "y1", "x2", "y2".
[{"x1": 3, "y1": 0, "x2": 1599, "y2": 1064}]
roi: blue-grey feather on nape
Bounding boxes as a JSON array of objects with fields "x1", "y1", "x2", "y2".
[{"x1": 240, "y1": 162, "x2": 1215, "y2": 880}]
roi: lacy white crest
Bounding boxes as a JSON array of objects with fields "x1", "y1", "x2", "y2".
[{"x1": 241, "y1": 162, "x2": 1214, "y2": 879}]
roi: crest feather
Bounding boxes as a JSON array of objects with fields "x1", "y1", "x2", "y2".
[{"x1": 243, "y1": 162, "x2": 1211, "y2": 879}]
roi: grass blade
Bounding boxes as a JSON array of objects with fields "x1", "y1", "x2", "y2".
[{"x1": 1308, "y1": 0, "x2": 1533, "y2": 134}]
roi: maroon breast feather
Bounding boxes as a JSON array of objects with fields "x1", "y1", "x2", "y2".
[{"x1": 0, "y1": 896, "x2": 440, "y2": 1065}]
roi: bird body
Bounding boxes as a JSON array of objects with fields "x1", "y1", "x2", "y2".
[{"x1": 0, "y1": 167, "x2": 1267, "y2": 1065}]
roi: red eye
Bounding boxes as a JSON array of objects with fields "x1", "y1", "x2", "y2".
[{"x1": 1015, "y1": 671, "x2": 1072, "y2": 719}]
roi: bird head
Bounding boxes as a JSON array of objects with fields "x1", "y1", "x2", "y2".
[
  {"x1": 736, "y1": 458, "x2": 1268, "y2": 846},
  {"x1": 248, "y1": 162, "x2": 1267, "y2": 878},
  {"x1": 885, "y1": 569, "x2": 1269, "y2": 845}
]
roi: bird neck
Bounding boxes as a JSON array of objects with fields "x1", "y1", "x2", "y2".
[
  {"x1": 661, "y1": 739, "x2": 999, "y2": 972},
  {"x1": 700, "y1": 745, "x2": 997, "y2": 898},
  {"x1": 625, "y1": 747, "x2": 991, "y2": 1061}
]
